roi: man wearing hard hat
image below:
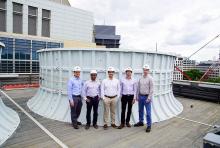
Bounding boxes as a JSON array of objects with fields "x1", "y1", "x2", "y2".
[
  {"x1": 118, "y1": 67, "x2": 137, "y2": 129},
  {"x1": 82, "y1": 70, "x2": 101, "y2": 130},
  {"x1": 101, "y1": 66, "x2": 120, "y2": 130},
  {"x1": 67, "y1": 66, "x2": 83, "y2": 129},
  {"x1": 134, "y1": 64, "x2": 154, "y2": 132}
]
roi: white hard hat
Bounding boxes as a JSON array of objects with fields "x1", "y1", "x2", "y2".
[
  {"x1": 143, "y1": 64, "x2": 150, "y2": 70},
  {"x1": 90, "y1": 70, "x2": 97, "y2": 74},
  {"x1": 125, "y1": 67, "x2": 132, "y2": 72},
  {"x1": 72, "y1": 66, "x2": 81, "y2": 72},
  {"x1": 107, "y1": 66, "x2": 115, "y2": 72}
]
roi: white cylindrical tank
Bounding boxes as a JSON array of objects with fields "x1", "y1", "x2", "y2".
[
  {"x1": 27, "y1": 48, "x2": 183, "y2": 125},
  {"x1": 0, "y1": 97, "x2": 20, "y2": 146}
]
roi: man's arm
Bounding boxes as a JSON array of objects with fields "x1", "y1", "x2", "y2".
[
  {"x1": 117, "y1": 79, "x2": 121, "y2": 99},
  {"x1": 67, "y1": 79, "x2": 73, "y2": 101},
  {"x1": 98, "y1": 82, "x2": 101, "y2": 99},
  {"x1": 119, "y1": 79, "x2": 123, "y2": 98},
  {"x1": 148, "y1": 77, "x2": 154, "y2": 100},
  {"x1": 101, "y1": 80, "x2": 105, "y2": 99},
  {"x1": 82, "y1": 81, "x2": 88, "y2": 101},
  {"x1": 136, "y1": 79, "x2": 140, "y2": 101},
  {"x1": 133, "y1": 80, "x2": 138, "y2": 100}
]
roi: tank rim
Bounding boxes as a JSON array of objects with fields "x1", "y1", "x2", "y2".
[{"x1": 37, "y1": 48, "x2": 177, "y2": 57}]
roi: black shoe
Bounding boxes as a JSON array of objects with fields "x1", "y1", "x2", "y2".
[
  {"x1": 73, "y1": 124, "x2": 79, "y2": 129},
  {"x1": 118, "y1": 124, "x2": 125, "y2": 129},
  {"x1": 103, "y1": 124, "x2": 108, "y2": 130},
  {"x1": 111, "y1": 124, "x2": 118, "y2": 128},
  {"x1": 134, "y1": 122, "x2": 144, "y2": 127},
  {"x1": 85, "y1": 124, "x2": 90, "y2": 130},
  {"x1": 146, "y1": 126, "x2": 151, "y2": 132},
  {"x1": 77, "y1": 121, "x2": 82, "y2": 125},
  {"x1": 126, "y1": 123, "x2": 131, "y2": 128},
  {"x1": 93, "y1": 124, "x2": 98, "y2": 129}
]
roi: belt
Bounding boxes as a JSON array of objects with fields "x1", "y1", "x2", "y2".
[
  {"x1": 122, "y1": 94, "x2": 134, "y2": 97},
  {"x1": 104, "y1": 95, "x2": 117, "y2": 98},
  {"x1": 72, "y1": 95, "x2": 81, "y2": 97},
  {"x1": 87, "y1": 95, "x2": 98, "y2": 99},
  {"x1": 140, "y1": 94, "x2": 149, "y2": 96}
]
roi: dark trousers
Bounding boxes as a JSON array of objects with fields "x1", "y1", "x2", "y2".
[
  {"x1": 86, "y1": 96, "x2": 99, "y2": 125},
  {"x1": 70, "y1": 96, "x2": 82, "y2": 125},
  {"x1": 121, "y1": 95, "x2": 134, "y2": 124}
]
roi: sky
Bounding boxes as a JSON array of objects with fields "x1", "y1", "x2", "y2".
[{"x1": 69, "y1": 0, "x2": 220, "y2": 62}]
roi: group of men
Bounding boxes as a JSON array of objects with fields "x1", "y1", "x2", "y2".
[{"x1": 67, "y1": 64, "x2": 154, "y2": 133}]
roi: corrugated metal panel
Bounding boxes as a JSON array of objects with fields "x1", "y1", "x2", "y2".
[
  {"x1": 0, "y1": 97, "x2": 20, "y2": 146},
  {"x1": 27, "y1": 48, "x2": 183, "y2": 125}
]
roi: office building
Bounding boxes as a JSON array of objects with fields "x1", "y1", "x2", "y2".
[
  {"x1": 0, "y1": 0, "x2": 94, "y2": 77},
  {"x1": 94, "y1": 25, "x2": 120, "y2": 48}
]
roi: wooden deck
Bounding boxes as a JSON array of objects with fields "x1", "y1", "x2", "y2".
[{"x1": 1, "y1": 88, "x2": 220, "y2": 148}]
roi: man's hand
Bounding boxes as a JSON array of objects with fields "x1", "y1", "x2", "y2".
[
  {"x1": 132, "y1": 99, "x2": 135, "y2": 104},
  {"x1": 86, "y1": 98, "x2": 90, "y2": 102},
  {"x1": 69, "y1": 100, "x2": 74, "y2": 107},
  {"x1": 146, "y1": 98, "x2": 151, "y2": 103}
]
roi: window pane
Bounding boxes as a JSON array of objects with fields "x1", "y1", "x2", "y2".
[
  {"x1": 42, "y1": 19, "x2": 50, "y2": 37},
  {"x1": 28, "y1": 16, "x2": 37, "y2": 35},
  {"x1": 32, "y1": 41, "x2": 46, "y2": 60},
  {"x1": 13, "y1": 13, "x2": 22, "y2": 33},
  {"x1": 28, "y1": 6, "x2": 37, "y2": 16},
  {"x1": 42, "y1": 9, "x2": 50, "y2": 18},
  {"x1": 0, "y1": 10, "x2": 6, "y2": 31},
  {"x1": 0, "y1": 61, "x2": 13, "y2": 73},
  {"x1": 15, "y1": 39, "x2": 31, "y2": 60},
  {"x1": 13, "y1": 2, "x2": 22, "y2": 13},
  {"x1": 0, "y1": 0, "x2": 6, "y2": 9}
]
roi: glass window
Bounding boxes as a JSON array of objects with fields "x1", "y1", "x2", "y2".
[
  {"x1": 15, "y1": 39, "x2": 31, "y2": 60},
  {"x1": 42, "y1": 9, "x2": 50, "y2": 37},
  {"x1": 47, "y1": 42, "x2": 60, "y2": 48},
  {"x1": 13, "y1": 2, "x2": 23, "y2": 34},
  {"x1": 32, "y1": 40, "x2": 46, "y2": 60},
  {"x1": 0, "y1": 0, "x2": 6, "y2": 31},
  {"x1": 32, "y1": 61, "x2": 39, "y2": 73},
  {"x1": 0, "y1": 60, "x2": 13, "y2": 73},
  {"x1": 28, "y1": 6, "x2": 37, "y2": 35},
  {"x1": 15, "y1": 61, "x2": 30, "y2": 73},
  {"x1": 0, "y1": 37, "x2": 13, "y2": 60}
]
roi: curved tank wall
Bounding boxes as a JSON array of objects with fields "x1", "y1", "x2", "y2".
[
  {"x1": 0, "y1": 97, "x2": 20, "y2": 146},
  {"x1": 27, "y1": 48, "x2": 183, "y2": 125}
]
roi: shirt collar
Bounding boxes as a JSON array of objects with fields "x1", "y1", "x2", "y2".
[{"x1": 73, "y1": 76, "x2": 80, "y2": 80}]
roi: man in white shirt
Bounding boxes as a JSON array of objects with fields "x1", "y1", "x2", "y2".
[
  {"x1": 82, "y1": 70, "x2": 101, "y2": 130},
  {"x1": 134, "y1": 64, "x2": 154, "y2": 133},
  {"x1": 101, "y1": 66, "x2": 120, "y2": 130},
  {"x1": 118, "y1": 67, "x2": 137, "y2": 129}
]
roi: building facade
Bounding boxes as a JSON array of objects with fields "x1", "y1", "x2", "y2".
[
  {"x1": 173, "y1": 57, "x2": 183, "y2": 80},
  {"x1": 0, "y1": 0, "x2": 94, "y2": 76},
  {"x1": 94, "y1": 25, "x2": 120, "y2": 48},
  {"x1": 182, "y1": 58, "x2": 196, "y2": 71},
  {"x1": 196, "y1": 60, "x2": 220, "y2": 79}
]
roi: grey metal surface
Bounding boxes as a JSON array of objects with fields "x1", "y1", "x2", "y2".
[
  {"x1": 27, "y1": 48, "x2": 183, "y2": 125},
  {"x1": 0, "y1": 96, "x2": 20, "y2": 146}
]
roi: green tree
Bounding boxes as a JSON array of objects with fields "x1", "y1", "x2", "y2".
[
  {"x1": 205, "y1": 77, "x2": 220, "y2": 83},
  {"x1": 184, "y1": 69, "x2": 203, "y2": 81}
]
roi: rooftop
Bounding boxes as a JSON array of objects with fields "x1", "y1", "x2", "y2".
[{"x1": 1, "y1": 88, "x2": 220, "y2": 148}]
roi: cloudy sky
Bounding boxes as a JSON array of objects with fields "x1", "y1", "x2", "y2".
[{"x1": 69, "y1": 0, "x2": 220, "y2": 61}]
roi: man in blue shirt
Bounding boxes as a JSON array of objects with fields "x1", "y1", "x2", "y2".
[{"x1": 67, "y1": 66, "x2": 83, "y2": 129}]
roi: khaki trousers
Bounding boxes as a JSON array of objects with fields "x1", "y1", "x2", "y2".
[{"x1": 103, "y1": 96, "x2": 117, "y2": 125}]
